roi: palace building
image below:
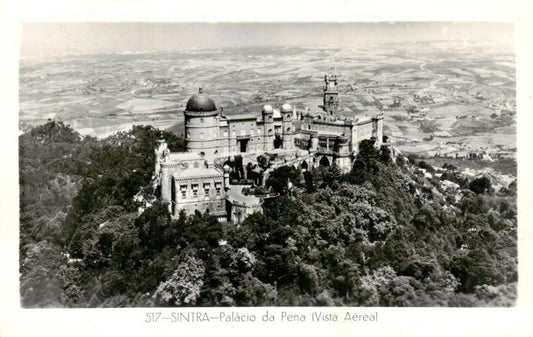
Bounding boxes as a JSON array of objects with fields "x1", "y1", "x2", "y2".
[{"x1": 153, "y1": 75, "x2": 384, "y2": 222}]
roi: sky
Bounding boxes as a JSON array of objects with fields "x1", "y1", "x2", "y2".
[{"x1": 20, "y1": 22, "x2": 514, "y2": 58}]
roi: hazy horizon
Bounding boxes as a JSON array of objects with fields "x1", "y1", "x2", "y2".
[{"x1": 21, "y1": 22, "x2": 514, "y2": 58}]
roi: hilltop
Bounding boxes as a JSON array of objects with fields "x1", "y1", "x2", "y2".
[{"x1": 19, "y1": 121, "x2": 517, "y2": 307}]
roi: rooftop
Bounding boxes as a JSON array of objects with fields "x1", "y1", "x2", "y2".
[
  {"x1": 185, "y1": 87, "x2": 217, "y2": 112},
  {"x1": 172, "y1": 167, "x2": 222, "y2": 180},
  {"x1": 166, "y1": 152, "x2": 203, "y2": 161},
  {"x1": 224, "y1": 113, "x2": 259, "y2": 121}
]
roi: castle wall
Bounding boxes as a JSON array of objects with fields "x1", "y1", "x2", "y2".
[
  {"x1": 356, "y1": 120, "x2": 374, "y2": 143},
  {"x1": 226, "y1": 118, "x2": 263, "y2": 153},
  {"x1": 172, "y1": 176, "x2": 226, "y2": 219}
]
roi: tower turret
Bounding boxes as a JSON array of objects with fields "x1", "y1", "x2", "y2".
[
  {"x1": 184, "y1": 87, "x2": 219, "y2": 157},
  {"x1": 153, "y1": 135, "x2": 168, "y2": 189},
  {"x1": 372, "y1": 112, "x2": 384, "y2": 147},
  {"x1": 281, "y1": 103, "x2": 294, "y2": 150},
  {"x1": 320, "y1": 74, "x2": 339, "y2": 115},
  {"x1": 262, "y1": 104, "x2": 274, "y2": 151},
  {"x1": 334, "y1": 135, "x2": 351, "y2": 173}
]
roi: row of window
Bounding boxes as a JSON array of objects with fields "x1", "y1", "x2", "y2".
[{"x1": 179, "y1": 182, "x2": 222, "y2": 199}]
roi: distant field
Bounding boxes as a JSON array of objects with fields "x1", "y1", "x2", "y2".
[
  {"x1": 424, "y1": 157, "x2": 517, "y2": 176},
  {"x1": 20, "y1": 42, "x2": 516, "y2": 149}
]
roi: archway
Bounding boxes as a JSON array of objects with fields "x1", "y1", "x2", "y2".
[
  {"x1": 238, "y1": 138, "x2": 250, "y2": 153},
  {"x1": 319, "y1": 156, "x2": 330, "y2": 167},
  {"x1": 274, "y1": 135, "x2": 282, "y2": 149},
  {"x1": 301, "y1": 160, "x2": 309, "y2": 171}
]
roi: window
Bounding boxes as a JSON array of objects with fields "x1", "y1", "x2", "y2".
[
  {"x1": 180, "y1": 185, "x2": 187, "y2": 199},
  {"x1": 203, "y1": 183, "x2": 210, "y2": 197},
  {"x1": 215, "y1": 182, "x2": 221, "y2": 196},
  {"x1": 192, "y1": 184, "x2": 198, "y2": 198}
]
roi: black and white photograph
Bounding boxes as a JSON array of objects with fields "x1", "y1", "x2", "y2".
[
  {"x1": 1, "y1": 0, "x2": 532, "y2": 336},
  {"x1": 16, "y1": 21, "x2": 520, "y2": 307}
]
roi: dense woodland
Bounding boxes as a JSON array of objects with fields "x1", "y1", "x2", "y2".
[{"x1": 19, "y1": 121, "x2": 517, "y2": 307}]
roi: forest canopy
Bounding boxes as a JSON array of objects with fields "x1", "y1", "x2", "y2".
[{"x1": 19, "y1": 121, "x2": 517, "y2": 307}]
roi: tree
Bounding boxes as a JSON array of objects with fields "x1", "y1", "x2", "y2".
[
  {"x1": 266, "y1": 165, "x2": 301, "y2": 195},
  {"x1": 469, "y1": 176, "x2": 492, "y2": 195},
  {"x1": 304, "y1": 171, "x2": 316, "y2": 193},
  {"x1": 344, "y1": 139, "x2": 380, "y2": 184},
  {"x1": 380, "y1": 145, "x2": 392, "y2": 164},
  {"x1": 153, "y1": 255, "x2": 205, "y2": 306}
]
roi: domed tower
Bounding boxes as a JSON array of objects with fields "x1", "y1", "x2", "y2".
[
  {"x1": 262, "y1": 104, "x2": 274, "y2": 151},
  {"x1": 184, "y1": 87, "x2": 219, "y2": 157},
  {"x1": 280, "y1": 103, "x2": 294, "y2": 150}
]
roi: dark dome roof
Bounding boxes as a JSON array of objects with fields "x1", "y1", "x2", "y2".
[{"x1": 185, "y1": 87, "x2": 217, "y2": 112}]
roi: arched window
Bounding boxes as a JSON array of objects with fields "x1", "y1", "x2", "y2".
[{"x1": 319, "y1": 156, "x2": 330, "y2": 167}]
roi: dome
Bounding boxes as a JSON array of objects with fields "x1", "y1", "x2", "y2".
[
  {"x1": 262, "y1": 104, "x2": 273, "y2": 113},
  {"x1": 280, "y1": 103, "x2": 292, "y2": 113},
  {"x1": 185, "y1": 87, "x2": 217, "y2": 112}
]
